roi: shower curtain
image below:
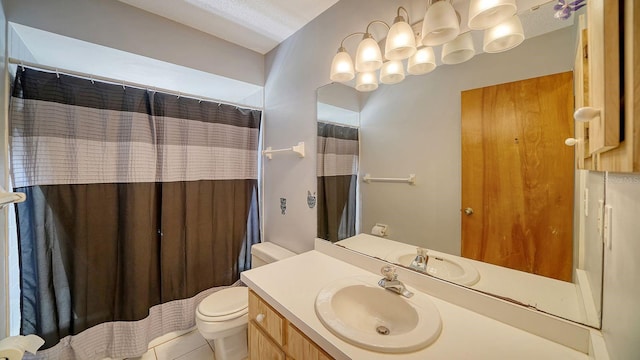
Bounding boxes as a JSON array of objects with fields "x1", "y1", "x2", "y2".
[
  {"x1": 9, "y1": 67, "x2": 261, "y2": 359},
  {"x1": 316, "y1": 121, "x2": 359, "y2": 242}
]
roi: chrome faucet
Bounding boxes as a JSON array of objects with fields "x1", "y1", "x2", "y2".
[
  {"x1": 378, "y1": 265, "x2": 414, "y2": 298},
  {"x1": 409, "y1": 247, "x2": 429, "y2": 273}
]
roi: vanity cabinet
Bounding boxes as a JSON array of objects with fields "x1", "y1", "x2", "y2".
[
  {"x1": 248, "y1": 322, "x2": 285, "y2": 360},
  {"x1": 248, "y1": 289, "x2": 334, "y2": 360}
]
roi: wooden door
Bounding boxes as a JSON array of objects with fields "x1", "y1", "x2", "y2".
[{"x1": 461, "y1": 72, "x2": 574, "y2": 281}]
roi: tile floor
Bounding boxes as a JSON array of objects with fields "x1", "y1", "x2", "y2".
[{"x1": 129, "y1": 329, "x2": 215, "y2": 360}]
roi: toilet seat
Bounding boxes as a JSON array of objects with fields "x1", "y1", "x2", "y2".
[{"x1": 197, "y1": 287, "x2": 248, "y2": 322}]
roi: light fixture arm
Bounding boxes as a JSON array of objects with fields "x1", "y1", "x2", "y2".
[
  {"x1": 338, "y1": 32, "x2": 366, "y2": 50},
  {"x1": 365, "y1": 20, "x2": 391, "y2": 37},
  {"x1": 396, "y1": 6, "x2": 410, "y2": 23}
]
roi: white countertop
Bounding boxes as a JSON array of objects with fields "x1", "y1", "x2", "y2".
[{"x1": 241, "y1": 250, "x2": 588, "y2": 360}]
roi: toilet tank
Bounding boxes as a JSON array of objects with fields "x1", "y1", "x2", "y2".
[{"x1": 251, "y1": 242, "x2": 296, "y2": 268}]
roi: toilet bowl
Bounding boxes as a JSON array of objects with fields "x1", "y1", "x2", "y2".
[
  {"x1": 196, "y1": 287, "x2": 249, "y2": 360},
  {"x1": 195, "y1": 242, "x2": 295, "y2": 360}
]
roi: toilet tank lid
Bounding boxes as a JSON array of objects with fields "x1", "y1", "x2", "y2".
[
  {"x1": 199, "y1": 287, "x2": 248, "y2": 317},
  {"x1": 251, "y1": 242, "x2": 296, "y2": 263}
]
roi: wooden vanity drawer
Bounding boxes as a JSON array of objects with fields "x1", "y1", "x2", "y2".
[
  {"x1": 249, "y1": 289, "x2": 285, "y2": 346},
  {"x1": 249, "y1": 321, "x2": 285, "y2": 360},
  {"x1": 286, "y1": 323, "x2": 334, "y2": 360}
]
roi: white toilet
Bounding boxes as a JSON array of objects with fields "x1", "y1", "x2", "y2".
[{"x1": 196, "y1": 242, "x2": 295, "y2": 360}]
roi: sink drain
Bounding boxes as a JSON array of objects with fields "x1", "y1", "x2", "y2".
[{"x1": 376, "y1": 326, "x2": 390, "y2": 335}]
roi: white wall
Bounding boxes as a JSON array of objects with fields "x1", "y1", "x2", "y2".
[
  {"x1": 3, "y1": 0, "x2": 264, "y2": 86},
  {"x1": 601, "y1": 173, "x2": 640, "y2": 359},
  {"x1": 358, "y1": 27, "x2": 575, "y2": 255}
]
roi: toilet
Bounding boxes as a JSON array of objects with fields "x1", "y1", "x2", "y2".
[{"x1": 196, "y1": 242, "x2": 295, "y2": 360}]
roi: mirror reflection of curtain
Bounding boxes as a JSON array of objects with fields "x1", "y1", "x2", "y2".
[
  {"x1": 10, "y1": 67, "x2": 261, "y2": 358},
  {"x1": 316, "y1": 122, "x2": 358, "y2": 242}
]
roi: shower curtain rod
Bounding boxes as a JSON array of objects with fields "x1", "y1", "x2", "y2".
[{"x1": 8, "y1": 57, "x2": 264, "y2": 111}]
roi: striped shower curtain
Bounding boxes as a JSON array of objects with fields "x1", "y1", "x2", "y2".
[
  {"x1": 9, "y1": 67, "x2": 261, "y2": 359},
  {"x1": 316, "y1": 121, "x2": 359, "y2": 242}
]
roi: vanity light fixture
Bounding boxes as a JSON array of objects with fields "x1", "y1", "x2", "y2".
[
  {"x1": 330, "y1": 32, "x2": 366, "y2": 82},
  {"x1": 407, "y1": 45, "x2": 437, "y2": 75},
  {"x1": 355, "y1": 34, "x2": 383, "y2": 72},
  {"x1": 330, "y1": 46, "x2": 356, "y2": 82},
  {"x1": 385, "y1": 7, "x2": 417, "y2": 61},
  {"x1": 442, "y1": 32, "x2": 475, "y2": 64},
  {"x1": 483, "y1": 15, "x2": 525, "y2": 53},
  {"x1": 356, "y1": 71, "x2": 379, "y2": 92},
  {"x1": 380, "y1": 60, "x2": 406, "y2": 84},
  {"x1": 329, "y1": 1, "x2": 525, "y2": 91},
  {"x1": 421, "y1": 0, "x2": 460, "y2": 46},
  {"x1": 355, "y1": 21, "x2": 390, "y2": 72},
  {"x1": 468, "y1": 0, "x2": 517, "y2": 30}
]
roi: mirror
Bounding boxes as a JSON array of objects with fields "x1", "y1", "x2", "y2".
[{"x1": 316, "y1": 3, "x2": 604, "y2": 328}]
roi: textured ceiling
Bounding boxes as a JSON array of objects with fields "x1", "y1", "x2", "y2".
[{"x1": 117, "y1": 0, "x2": 340, "y2": 54}]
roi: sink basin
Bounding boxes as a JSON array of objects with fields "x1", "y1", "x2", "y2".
[
  {"x1": 386, "y1": 250, "x2": 480, "y2": 286},
  {"x1": 315, "y1": 275, "x2": 441, "y2": 353}
]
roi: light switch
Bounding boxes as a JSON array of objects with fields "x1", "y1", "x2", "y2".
[
  {"x1": 597, "y1": 200, "x2": 604, "y2": 237},
  {"x1": 603, "y1": 205, "x2": 613, "y2": 250},
  {"x1": 584, "y1": 188, "x2": 589, "y2": 217}
]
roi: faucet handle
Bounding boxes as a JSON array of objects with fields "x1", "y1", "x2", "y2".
[
  {"x1": 380, "y1": 265, "x2": 397, "y2": 281},
  {"x1": 416, "y1": 247, "x2": 428, "y2": 257}
]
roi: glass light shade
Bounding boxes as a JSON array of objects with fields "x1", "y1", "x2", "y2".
[
  {"x1": 329, "y1": 48, "x2": 355, "y2": 82},
  {"x1": 355, "y1": 71, "x2": 379, "y2": 92},
  {"x1": 380, "y1": 60, "x2": 405, "y2": 84},
  {"x1": 355, "y1": 36, "x2": 383, "y2": 72},
  {"x1": 421, "y1": 1, "x2": 460, "y2": 46},
  {"x1": 441, "y1": 32, "x2": 475, "y2": 65},
  {"x1": 468, "y1": 0, "x2": 517, "y2": 30},
  {"x1": 483, "y1": 15, "x2": 525, "y2": 53},
  {"x1": 385, "y1": 17, "x2": 417, "y2": 61},
  {"x1": 408, "y1": 47, "x2": 437, "y2": 75}
]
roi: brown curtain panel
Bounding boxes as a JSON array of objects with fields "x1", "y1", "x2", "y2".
[
  {"x1": 316, "y1": 122, "x2": 359, "y2": 242},
  {"x1": 160, "y1": 180, "x2": 255, "y2": 300},
  {"x1": 10, "y1": 67, "x2": 261, "y2": 358}
]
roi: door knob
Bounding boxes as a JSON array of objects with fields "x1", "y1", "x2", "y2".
[{"x1": 464, "y1": 207, "x2": 474, "y2": 215}]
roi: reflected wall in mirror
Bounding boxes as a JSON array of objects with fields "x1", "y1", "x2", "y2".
[{"x1": 316, "y1": 4, "x2": 604, "y2": 328}]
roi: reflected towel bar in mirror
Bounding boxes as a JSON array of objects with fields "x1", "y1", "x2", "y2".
[{"x1": 362, "y1": 174, "x2": 416, "y2": 185}]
